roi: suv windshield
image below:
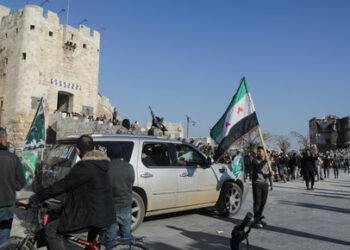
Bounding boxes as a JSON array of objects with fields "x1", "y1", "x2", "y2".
[
  {"x1": 45, "y1": 143, "x2": 76, "y2": 166},
  {"x1": 41, "y1": 143, "x2": 76, "y2": 188}
]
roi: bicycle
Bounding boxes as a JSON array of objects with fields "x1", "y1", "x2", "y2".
[
  {"x1": 230, "y1": 212, "x2": 264, "y2": 250},
  {"x1": 0, "y1": 202, "x2": 148, "y2": 250}
]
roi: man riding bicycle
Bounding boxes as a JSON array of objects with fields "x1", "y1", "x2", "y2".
[{"x1": 19, "y1": 135, "x2": 115, "y2": 250}]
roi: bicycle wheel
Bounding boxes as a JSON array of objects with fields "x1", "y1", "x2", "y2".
[
  {"x1": 0, "y1": 238, "x2": 35, "y2": 250},
  {"x1": 115, "y1": 242, "x2": 148, "y2": 250}
]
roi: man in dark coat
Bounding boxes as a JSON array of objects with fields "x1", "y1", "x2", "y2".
[
  {"x1": 104, "y1": 143, "x2": 135, "y2": 249},
  {"x1": 0, "y1": 127, "x2": 26, "y2": 245},
  {"x1": 301, "y1": 149, "x2": 317, "y2": 190},
  {"x1": 251, "y1": 146, "x2": 273, "y2": 228},
  {"x1": 20, "y1": 135, "x2": 115, "y2": 250}
]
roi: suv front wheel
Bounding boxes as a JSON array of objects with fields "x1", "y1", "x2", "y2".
[
  {"x1": 216, "y1": 182, "x2": 242, "y2": 216},
  {"x1": 131, "y1": 191, "x2": 145, "y2": 231}
]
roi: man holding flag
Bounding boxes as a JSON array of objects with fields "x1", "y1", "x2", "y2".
[
  {"x1": 251, "y1": 146, "x2": 272, "y2": 228},
  {"x1": 210, "y1": 77, "x2": 274, "y2": 228}
]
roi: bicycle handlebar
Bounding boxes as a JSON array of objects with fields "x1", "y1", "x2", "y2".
[{"x1": 16, "y1": 200, "x2": 49, "y2": 210}]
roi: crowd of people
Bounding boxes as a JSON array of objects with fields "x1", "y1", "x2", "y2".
[{"x1": 244, "y1": 149, "x2": 349, "y2": 186}]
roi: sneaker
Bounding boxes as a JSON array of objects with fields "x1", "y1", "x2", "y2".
[
  {"x1": 311, "y1": 187, "x2": 314, "y2": 190},
  {"x1": 261, "y1": 221, "x2": 267, "y2": 227},
  {"x1": 254, "y1": 223, "x2": 263, "y2": 228},
  {"x1": 306, "y1": 187, "x2": 311, "y2": 190}
]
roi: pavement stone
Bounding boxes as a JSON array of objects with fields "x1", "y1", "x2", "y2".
[{"x1": 11, "y1": 172, "x2": 350, "y2": 249}]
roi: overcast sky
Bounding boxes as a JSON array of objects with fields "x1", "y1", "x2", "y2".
[{"x1": 3, "y1": 0, "x2": 350, "y2": 149}]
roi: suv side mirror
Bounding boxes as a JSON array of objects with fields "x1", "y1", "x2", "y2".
[{"x1": 206, "y1": 157, "x2": 213, "y2": 167}]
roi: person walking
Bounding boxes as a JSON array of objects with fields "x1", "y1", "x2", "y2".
[
  {"x1": 278, "y1": 154, "x2": 287, "y2": 183},
  {"x1": 251, "y1": 146, "x2": 273, "y2": 228},
  {"x1": 301, "y1": 149, "x2": 317, "y2": 190},
  {"x1": 0, "y1": 127, "x2": 26, "y2": 245},
  {"x1": 344, "y1": 158, "x2": 350, "y2": 173},
  {"x1": 314, "y1": 153, "x2": 323, "y2": 181},
  {"x1": 333, "y1": 154, "x2": 340, "y2": 178},
  {"x1": 104, "y1": 143, "x2": 135, "y2": 249},
  {"x1": 290, "y1": 153, "x2": 298, "y2": 180},
  {"x1": 323, "y1": 155, "x2": 331, "y2": 178}
]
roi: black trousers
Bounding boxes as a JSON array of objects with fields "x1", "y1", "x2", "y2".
[
  {"x1": 252, "y1": 182, "x2": 269, "y2": 219},
  {"x1": 324, "y1": 167, "x2": 330, "y2": 178},
  {"x1": 45, "y1": 219, "x2": 99, "y2": 250},
  {"x1": 304, "y1": 168, "x2": 315, "y2": 188},
  {"x1": 333, "y1": 166, "x2": 339, "y2": 178}
]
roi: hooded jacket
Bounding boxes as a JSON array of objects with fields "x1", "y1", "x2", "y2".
[
  {"x1": 31, "y1": 150, "x2": 115, "y2": 233},
  {"x1": 0, "y1": 144, "x2": 26, "y2": 207}
]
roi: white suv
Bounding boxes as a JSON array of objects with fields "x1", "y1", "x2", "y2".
[{"x1": 34, "y1": 134, "x2": 249, "y2": 231}]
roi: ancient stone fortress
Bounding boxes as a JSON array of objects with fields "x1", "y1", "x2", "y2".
[
  {"x1": 0, "y1": 4, "x2": 113, "y2": 146},
  {"x1": 309, "y1": 115, "x2": 350, "y2": 152}
]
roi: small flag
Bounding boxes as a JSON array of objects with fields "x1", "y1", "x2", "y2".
[{"x1": 210, "y1": 78, "x2": 258, "y2": 159}]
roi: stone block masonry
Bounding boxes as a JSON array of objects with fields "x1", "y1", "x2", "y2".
[{"x1": 0, "y1": 4, "x2": 113, "y2": 146}]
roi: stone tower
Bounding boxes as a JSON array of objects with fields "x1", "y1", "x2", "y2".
[{"x1": 0, "y1": 4, "x2": 102, "y2": 145}]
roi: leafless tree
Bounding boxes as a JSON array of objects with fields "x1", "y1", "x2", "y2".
[
  {"x1": 275, "y1": 135, "x2": 291, "y2": 153},
  {"x1": 290, "y1": 131, "x2": 309, "y2": 149},
  {"x1": 238, "y1": 130, "x2": 274, "y2": 151}
]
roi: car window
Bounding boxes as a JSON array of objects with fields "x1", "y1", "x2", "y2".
[
  {"x1": 94, "y1": 141, "x2": 134, "y2": 162},
  {"x1": 45, "y1": 144, "x2": 76, "y2": 166},
  {"x1": 174, "y1": 144, "x2": 206, "y2": 167},
  {"x1": 142, "y1": 143, "x2": 171, "y2": 167},
  {"x1": 42, "y1": 143, "x2": 76, "y2": 188}
]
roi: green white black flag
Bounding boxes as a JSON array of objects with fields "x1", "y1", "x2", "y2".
[{"x1": 210, "y1": 78, "x2": 259, "y2": 159}]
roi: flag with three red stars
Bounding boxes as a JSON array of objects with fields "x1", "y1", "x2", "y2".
[{"x1": 210, "y1": 77, "x2": 259, "y2": 159}]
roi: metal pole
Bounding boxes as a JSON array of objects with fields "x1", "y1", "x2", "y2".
[
  {"x1": 186, "y1": 116, "x2": 189, "y2": 138},
  {"x1": 66, "y1": 0, "x2": 70, "y2": 24},
  {"x1": 257, "y1": 125, "x2": 274, "y2": 190}
]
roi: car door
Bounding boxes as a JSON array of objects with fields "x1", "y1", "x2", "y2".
[
  {"x1": 137, "y1": 141, "x2": 179, "y2": 211},
  {"x1": 171, "y1": 143, "x2": 219, "y2": 207}
]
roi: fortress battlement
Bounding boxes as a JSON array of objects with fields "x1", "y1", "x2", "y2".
[{"x1": 0, "y1": 4, "x2": 99, "y2": 40}]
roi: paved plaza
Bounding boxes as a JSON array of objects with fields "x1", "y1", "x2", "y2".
[{"x1": 13, "y1": 173, "x2": 350, "y2": 250}]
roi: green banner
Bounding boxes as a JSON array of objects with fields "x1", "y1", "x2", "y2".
[
  {"x1": 19, "y1": 151, "x2": 38, "y2": 184},
  {"x1": 22, "y1": 97, "x2": 46, "y2": 152},
  {"x1": 228, "y1": 152, "x2": 245, "y2": 179},
  {"x1": 21, "y1": 96, "x2": 45, "y2": 183}
]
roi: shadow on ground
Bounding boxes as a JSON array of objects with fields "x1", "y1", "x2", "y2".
[
  {"x1": 277, "y1": 200, "x2": 350, "y2": 214},
  {"x1": 201, "y1": 210, "x2": 350, "y2": 247}
]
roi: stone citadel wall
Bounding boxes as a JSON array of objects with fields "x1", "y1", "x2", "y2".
[{"x1": 0, "y1": 4, "x2": 113, "y2": 145}]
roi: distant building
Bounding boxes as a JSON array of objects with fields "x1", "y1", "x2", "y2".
[
  {"x1": 0, "y1": 4, "x2": 113, "y2": 145},
  {"x1": 309, "y1": 115, "x2": 350, "y2": 152}
]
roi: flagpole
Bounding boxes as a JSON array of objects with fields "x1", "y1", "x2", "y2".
[
  {"x1": 214, "y1": 125, "x2": 258, "y2": 163},
  {"x1": 244, "y1": 80, "x2": 274, "y2": 190},
  {"x1": 257, "y1": 125, "x2": 274, "y2": 190}
]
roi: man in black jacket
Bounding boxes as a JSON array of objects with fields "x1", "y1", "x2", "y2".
[
  {"x1": 301, "y1": 149, "x2": 316, "y2": 190},
  {"x1": 251, "y1": 146, "x2": 273, "y2": 228},
  {"x1": 0, "y1": 127, "x2": 26, "y2": 245},
  {"x1": 20, "y1": 135, "x2": 115, "y2": 250},
  {"x1": 104, "y1": 143, "x2": 135, "y2": 249}
]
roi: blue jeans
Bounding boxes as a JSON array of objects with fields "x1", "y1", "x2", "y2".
[
  {"x1": 0, "y1": 206, "x2": 14, "y2": 245},
  {"x1": 105, "y1": 206, "x2": 132, "y2": 249}
]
